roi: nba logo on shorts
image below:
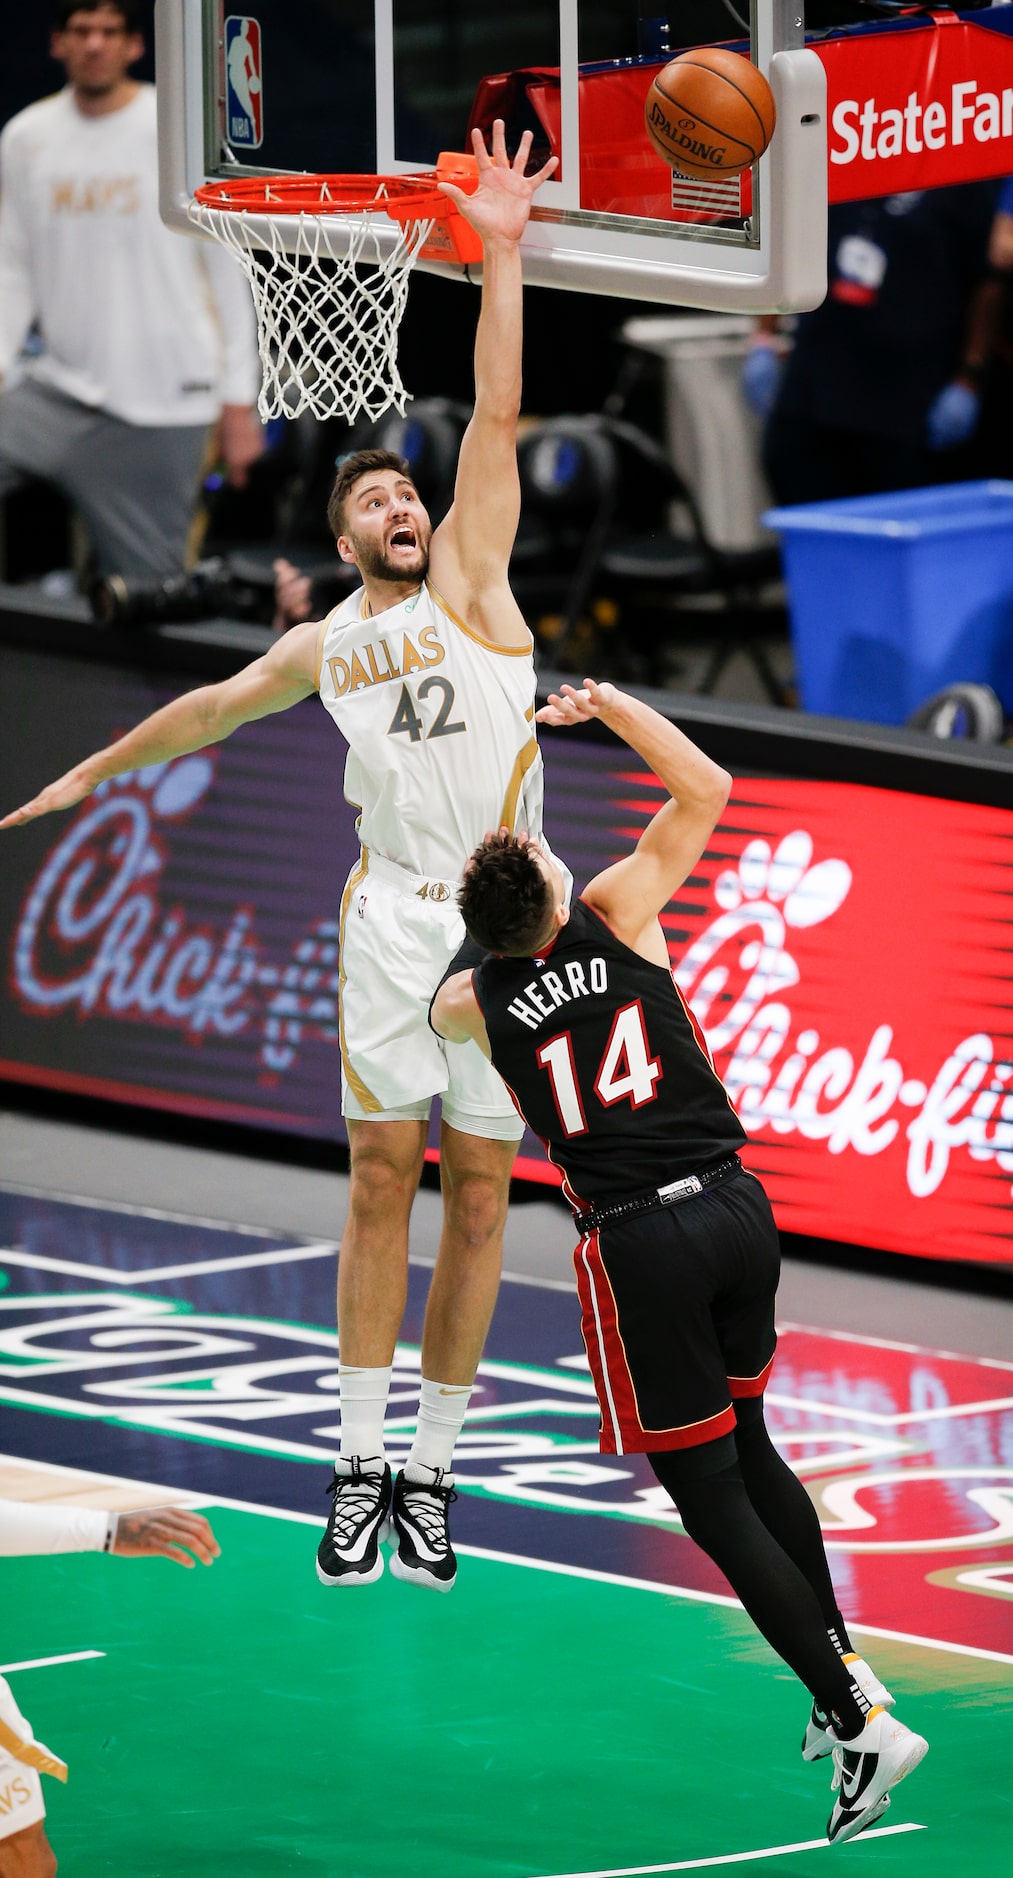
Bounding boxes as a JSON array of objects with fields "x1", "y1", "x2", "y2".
[{"x1": 224, "y1": 16, "x2": 264, "y2": 149}]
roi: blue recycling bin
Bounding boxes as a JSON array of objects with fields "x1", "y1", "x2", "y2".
[{"x1": 763, "y1": 481, "x2": 1013, "y2": 724}]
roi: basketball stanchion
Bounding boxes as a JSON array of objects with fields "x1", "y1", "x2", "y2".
[{"x1": 189, "y1": 157, "x2": 482, "y2": 424}]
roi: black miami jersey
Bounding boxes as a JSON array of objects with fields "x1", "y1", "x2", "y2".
[{"x1": 473, "y1": 897, "x2": 746, "y2": 1208}]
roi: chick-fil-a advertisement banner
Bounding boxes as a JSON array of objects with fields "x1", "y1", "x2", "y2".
[
  {"x1": 1, "y1": 651, "x2": 1011, "y2": 1266},
  {"x1": 626, "y1": 768, "x2": 1013, "y2": 1266}
]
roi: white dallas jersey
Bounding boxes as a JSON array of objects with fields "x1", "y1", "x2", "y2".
[{"x1": 316, "y1": 581, "x2": 543, "y2": 878}]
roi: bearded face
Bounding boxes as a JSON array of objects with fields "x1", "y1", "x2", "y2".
[
  {"x1": 337, "y1": 472, "x2": 433, "y2": 586},
  {"x1": 346, "y1": 519, "x2": 431, "y2": 584}
]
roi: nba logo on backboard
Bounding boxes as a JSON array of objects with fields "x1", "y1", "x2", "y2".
[{"x1": 224, "y1": 16, "x2": 263, "y2": 149}]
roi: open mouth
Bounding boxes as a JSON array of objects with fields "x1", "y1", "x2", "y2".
[{"x1": 388, "y1": 525, "x2": 418, "y2": 555}]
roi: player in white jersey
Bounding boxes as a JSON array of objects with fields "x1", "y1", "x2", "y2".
[{"x1": 1, "y1": 120, "x2": 559, "y2": 1594}]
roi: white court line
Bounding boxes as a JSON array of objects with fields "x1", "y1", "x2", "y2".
[
  {"x1": 0, "y1": 1651, "x2": 105, "y2": 1674},
  {"x1": 452, "y1": 1542, "x2": 741, "y2": 1609},
  {"x1": 766, "y1": 1388, "x2": 1013, "y2": 1430},
  {"x1": 494, "y1": 1267, "x2": 576, "y2": 1293},
  {"x1": 765, "y1": 1391, "x2": 901, "y2": 1428},
  {"x1": 0, "y1": 1453, "x2": 328, "y2": 1531},
  {"x1": 445, "y1": 1543, "x2": 1013, "y2": 1663},
  {"x1": 0, "y1": 1568, "x2": 925, "y2": 1872},
  {"x1": 0, "y1": 1181, "x2": 575, "y2": 1289},
  {"x1": 840, "y1": 1619, "x2": 1013, "y2": 1667},
  {"x1": 125, "y1": 1487, "x2": 1013, "y2": 1669},
  {"x1": 777, "y1": 1319, "x2": 1013, "y2": 1376},
  {"x1": 409, "y1": 1251, "x2": 577, "y2": 1292},
  {"x1": 0, "y1": 1182, "x2": 275, "y2": 1237},
  {"x1": 0, "y1": 1242, "x2": 338, "y2": 1286},
  {"x1": 4, "y1": 1457, "x2": 1013, "y2": 1668},
  {"x1": 4, "y1": 1457, "x2": 1011, "y2": 1668},
  {"x1": 523, "y1": 1822, "x2": 925, "y2": 1878},
  {"x1": 0, "y1": 1383, "x2": 352, "y2": 1467},
  {"x1": 880, "y1": 1396, "x2": 1013, "y2": 1429}
]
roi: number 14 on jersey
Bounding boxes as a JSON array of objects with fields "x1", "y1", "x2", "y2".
[{"x1": 537, "y1": 1000, "x2": 662, "y2": 1137}]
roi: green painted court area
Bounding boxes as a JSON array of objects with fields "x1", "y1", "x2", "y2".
[{"x1": 4, "y1": 1507, "x2": 1011, "y2": 1878}]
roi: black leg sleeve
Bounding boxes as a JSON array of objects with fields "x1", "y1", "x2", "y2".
[
  {"x1": 732, "y1": 1395, "x2": 852, "y2": 1650},
  {"x1": 649, "y1": 1441, "x2": 864, "y2": 1733}
]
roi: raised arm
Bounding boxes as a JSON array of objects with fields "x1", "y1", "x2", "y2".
[
  {"x1": 537, "y1": 680, "x2": 731, "y2": 957},
  {"x1": 1, "y1": 620, "x2": 320, "y2": 829},
  {"x1": 428, "y1": 121, "x2": 556, "y2": 647}
]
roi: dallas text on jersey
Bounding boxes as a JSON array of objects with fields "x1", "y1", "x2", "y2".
[{"x1": 326, "y1": 624, "x2": 445, "y2": 698}]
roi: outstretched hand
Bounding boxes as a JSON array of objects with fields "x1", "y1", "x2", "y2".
[
  {"x1": 0, "y1": 765, "x2": 96, "y2": 830},
  {"x1": 536, "y1": 677, "x2": 617, "y2": 727},
  {"x1": 112, "y1": 1505, "x2": 221, "y2": 1568},
  {"x1": 438, "y1": 119, "x2": 558, "y2": 247}
]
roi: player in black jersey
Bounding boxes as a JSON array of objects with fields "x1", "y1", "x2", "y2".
[{"x1": 431, "y1": 678, "x2": 928, "y2": 1845}]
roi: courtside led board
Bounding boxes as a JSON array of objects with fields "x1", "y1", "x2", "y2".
[
  {"x1": 3, "y1": 647, "x2": 1012, "y2": 1268},
  {"x1": 155, "y1": 0, "x2": 828, "y2": 314}
]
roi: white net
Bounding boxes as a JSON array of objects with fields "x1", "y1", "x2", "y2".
[{"x1": 189, "y1": 197, "x2": 435, "y2": 423}]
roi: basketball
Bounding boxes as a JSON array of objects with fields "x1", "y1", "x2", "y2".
[{"x1": 644, "y1": 48, "x2": 776, "y2": 180}]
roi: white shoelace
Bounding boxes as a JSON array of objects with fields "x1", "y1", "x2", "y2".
[
  {"x1": 330, "y1": 1478, "x2": 385, "y2": 1545},
  {"x1": 830, "y1": 1742, "x2": 869, "y2": 1795}
]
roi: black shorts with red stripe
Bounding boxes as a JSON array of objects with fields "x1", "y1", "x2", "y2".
[{"x1": 574, "y1": 1165, "x2": 779, "y2": 1455}]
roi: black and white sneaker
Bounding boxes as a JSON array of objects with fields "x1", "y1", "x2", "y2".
[
  {"x1": 316, "y1": 1457, "x2": 392, "y2": 1586},
  {"x1": 802, "y1": 1701, "x2": 835, "y2": 1764},
  {"x1": 803, "y1": 1656, "x2": 895, "y2": 1761},
  {"x1": 826, "y1": 1706, "x2": 928, "y2": 1844},
  {"x1": 388, "y1": 1462, "x2": 458, "y2": 1591}
]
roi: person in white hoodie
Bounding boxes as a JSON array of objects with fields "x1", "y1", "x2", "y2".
[
  {"x1": 0, "y1": 1495, "x2": 219, "y2": 1877},
  {"x1": 0, "y1": 1, "x2": 263, "y2": 583}
]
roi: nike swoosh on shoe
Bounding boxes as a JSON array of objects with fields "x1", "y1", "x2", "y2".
[{"x1": 398, "y1": 1519, "x2": 447, "y2": 1563}]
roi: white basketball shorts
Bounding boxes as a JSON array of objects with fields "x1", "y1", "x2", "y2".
[
  {"x1": 338, "y1": 849, "x2": 524, "y2": 1139},
  {"x1": 0, "y1": 1678, "x2": 49, "y2": 1842}
]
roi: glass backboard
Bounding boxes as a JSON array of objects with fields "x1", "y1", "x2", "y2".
[{"x1": 156, "y1": 0, "x2": 827, "y2": 312}]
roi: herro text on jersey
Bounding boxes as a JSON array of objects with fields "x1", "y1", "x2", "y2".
[{"x1": 507, "y1": 955, "x2": 609, "y2": 1030}]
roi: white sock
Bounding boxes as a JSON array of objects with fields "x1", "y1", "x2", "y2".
[
  {"x1": 337, "y1": 1364, "x2": 391, "y2": 1464},
  {"x1": 407, "y1": 1377, "x2": 473, "y2": 1475}
]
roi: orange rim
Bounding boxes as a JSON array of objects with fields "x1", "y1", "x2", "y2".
[{"x1": 192, "y1": 172, "x2": 446, "y2": 221}]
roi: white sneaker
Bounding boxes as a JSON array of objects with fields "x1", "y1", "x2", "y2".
[
  {"x1": 843, "y1": 1652, "x2": 895, "y2": 1710},
  {"x1": 315, "y1": 1457, "x2": 392, "y2": 1586},
  {"x1": 802, "y1": 1655, "x2": 895, "y2": 1761},
  {"x1": 388, "y1": 1462, "x2": 458, "y2": 1591},
  {"x1": 826, "y1": 1707, "x2": 929, "y2": 1844}
]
